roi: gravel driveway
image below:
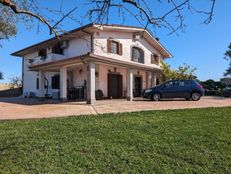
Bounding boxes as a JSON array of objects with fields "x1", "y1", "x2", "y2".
[{"x1": 0, "y1": 96, "x2": 231, "y2": 120}]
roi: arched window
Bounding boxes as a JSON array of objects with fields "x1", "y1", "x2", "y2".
[{"x1": 131, "y1": 47, "x2": 144, "y2": 63}]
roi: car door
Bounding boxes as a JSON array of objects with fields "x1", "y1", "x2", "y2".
[
  {"x1": 178, "y1": 80, "x2": 191, "y2": 98},
  {"x1": 161, "y1": 80, "x2": 179, "y2": 98},
  {"x1": 169, "y1": 80, "x2": 191, "y2": 98}
]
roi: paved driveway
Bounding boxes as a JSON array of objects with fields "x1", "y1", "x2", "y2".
[{"x1": 0, "y1": 96, "x2": 231, "y2": 120}]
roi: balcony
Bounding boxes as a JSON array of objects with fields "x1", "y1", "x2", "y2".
[{"x1": 28, "y1": 53, "x2": 66, "y2": 66}]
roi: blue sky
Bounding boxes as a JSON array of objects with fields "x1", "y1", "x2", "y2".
[{"x1": 0, "y1": 0, "x2": 231, "y2": 82}]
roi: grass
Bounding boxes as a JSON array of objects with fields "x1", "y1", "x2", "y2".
[{"x1": 0, "y1": 107, "x2": 231, "y2": 174}]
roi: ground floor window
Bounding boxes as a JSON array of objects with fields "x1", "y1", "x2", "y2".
[{"x1": 36, "y1": 78, "x2": 39, "y2": 89}]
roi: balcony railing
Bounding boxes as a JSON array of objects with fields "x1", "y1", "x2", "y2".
[{"x1": 28, "y1": 53, "x2": 66, "y2": 66}]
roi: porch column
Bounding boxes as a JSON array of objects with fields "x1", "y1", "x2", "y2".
[
  {"x1": 60, "y1": 66, "x2": 67, "y2": 101},
  {"x1": 146, "y1": 72, "x2": 149, "y2": 89},
  {"x1": 38, "y1": 70, "x2": 45, "y2": 98},
  {"x1": 153, "y1": 73, "x2": 157, "y2": 86},
  {"x1": 127, "y1": 68, "x2": 133, "y2": 101},
  {"x1": 146, "y1": 72, "x2": 152, "y2": 88},
  {"x1": 87, "y1": 61, "x2": 96, "y2": 104}
]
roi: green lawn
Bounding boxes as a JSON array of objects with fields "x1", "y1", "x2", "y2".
[{"x1": 0, "y1": 108, "x2": 231, "y2": 174}]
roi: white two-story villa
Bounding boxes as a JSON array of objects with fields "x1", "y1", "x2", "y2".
[{"x1": 12, "y1": 23, "x2": 172, "y2": 104}]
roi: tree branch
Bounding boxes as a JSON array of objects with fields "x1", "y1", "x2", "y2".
[
  {"x1": 0, "y1": 0, "x2": 78, "y2": 38},
  {"x1": 0, "y1": 0, "x2": 58, "y2": 36}
]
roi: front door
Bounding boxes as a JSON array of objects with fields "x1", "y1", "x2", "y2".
[
  {"x1": 134, "y1": 76, "x2": 142, "y2": 97},
  {"x1": 108, "y1": 74, "x2": 122, "y2": 99}
]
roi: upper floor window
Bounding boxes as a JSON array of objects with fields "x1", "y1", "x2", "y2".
[
  {"x1": 151, "y1": 53, "x2": 160, "y2": 65},
  {"x1": 131, "y1": 46, "x2": 144, "y2": 64},
  {"x1": 107, "y1": 39, "x2": 123, "y2": 55},
  {"x1": 38, "y1": 49, "x2": 47, "y2": 59},
  {"x1": 52, "y1": 43, "x2": 64, "y2": 55},
  {"x1": 111, "y1": 41, "x2": 119, "y2": 54}
]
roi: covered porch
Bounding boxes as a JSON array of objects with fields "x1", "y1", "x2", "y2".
[{"x1": 30, "y1": 54, "x2": 161, "y2": 104}]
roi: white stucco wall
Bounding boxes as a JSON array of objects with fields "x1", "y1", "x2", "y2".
[
  {"x1": 72, "y1": 66, "x2": 87, "y2": 87},
  {"x1": 23, "y1": 54, "x2": 58, "y2": 96},
  {"x1": 66, "y1": 35, "x2": 91, "y2": 57},
  {"x1": 23, "y1": 52, "x2": 39, "y2": 96},
  {"x1": 93, "y1": 30, "x2": 163, "y2": 68}
]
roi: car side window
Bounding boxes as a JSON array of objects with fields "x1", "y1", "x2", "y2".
[
  {"x1": 165, "y1": 81, "x2": 179, "y2": 87},
  {"x1": 172, "y1": 80, "x2": 179, "y2": 87},
  {"x1": 165, "y1": 81, "x2": 173, "y2": 87},
  {"x1": 179, "y1": 81, "x2": 185, "y2": 86}
]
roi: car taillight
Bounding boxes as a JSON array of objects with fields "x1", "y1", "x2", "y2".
[{"x1": 197, "y1": 85, "x2": 203, "y2": 89}]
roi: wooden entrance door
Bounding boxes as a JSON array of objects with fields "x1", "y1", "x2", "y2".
[
  {"x1": 134, "y1": 76, "x2": 142, "y2": 97},
  {"x1": 108, "y1": 74, "x2": 123, "y2": 99}
]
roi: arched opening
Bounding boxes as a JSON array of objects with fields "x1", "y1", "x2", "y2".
[{"x1": 131, "y1": 46, "x2": 144, "y2": 64}]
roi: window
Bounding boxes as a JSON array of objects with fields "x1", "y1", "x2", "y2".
[
  {"x1": 28, "y1": 59, "x2": 34, "y2": 64},
  {"x1": 183, "y1": 80, "x2": 192, "y2": 86},
  {"x1": 132, "y1": 47, "x2": 144, "y2": 63},
  {"x1": 52, "y1": 75, "x2": 60, "y2": 89},
  {"x1": 52, "y1": 43, "x2": 64, "y2": 55},
  {"x1": 179, "y1": 81, "x2": 185, "y2": 86},
  {"x1": 38, "y1": 49, "x2": 47, "y2": 59},
  {"x1": 165, "y1": 80, "x2": 179, "y2": 87},
  {"x1": 156, "y1": 78, "x2": 160, "y2": 85},
  {"x1": 107, "y1": 39, "x2": 123, "y2": 55},
  {"x1": 36, "y1": 78, "x2": 39, "y2": 90},
  {"x1": 111, "y1": 41, "x2": 119, "y2": 54},
  {"x1": 151, "y1": 54, "x2": 160, "y2": 65}
]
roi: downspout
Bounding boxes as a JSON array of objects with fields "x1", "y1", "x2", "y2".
[{"x1": 21, "y1": 57, "x2": 24, "y2": 96}]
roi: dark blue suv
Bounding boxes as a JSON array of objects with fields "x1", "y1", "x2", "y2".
[{"x1": 143, "y1": 80, "x2": 205, "y2": 101}]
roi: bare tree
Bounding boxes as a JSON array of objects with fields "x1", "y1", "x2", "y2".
[
  {"x1": 9, "y1": 75, "x2": 22, "y2": 88},
  {"x1": 0, "y1": 0, "x2": 216, "y2": 41},
  {"x1": 87, "y1": 0, "x2": 216, "y2": 35}
]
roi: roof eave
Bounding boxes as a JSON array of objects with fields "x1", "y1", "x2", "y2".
[
  {"x1": 12, "y1": 23, "x2": 173, "y2": 58},
  {"x1": 11, "y1": 23, "x2": 95, "y2": 57}
]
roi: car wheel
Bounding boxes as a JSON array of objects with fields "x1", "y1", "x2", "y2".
[
  {"x1": 152, "y1": 93, "x2": 161, "y2": 101},
  {"x1": 191, "y1": 92, "x2": 201, "y2": 101}
]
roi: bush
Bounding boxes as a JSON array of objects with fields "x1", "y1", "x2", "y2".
[{"x1": 205, "y1": 90, "x2": 222, "y2": 96}]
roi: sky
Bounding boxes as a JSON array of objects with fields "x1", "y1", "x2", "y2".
[{"x1": 0, "y1": 0, "x2": 231, "y2": 83}]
